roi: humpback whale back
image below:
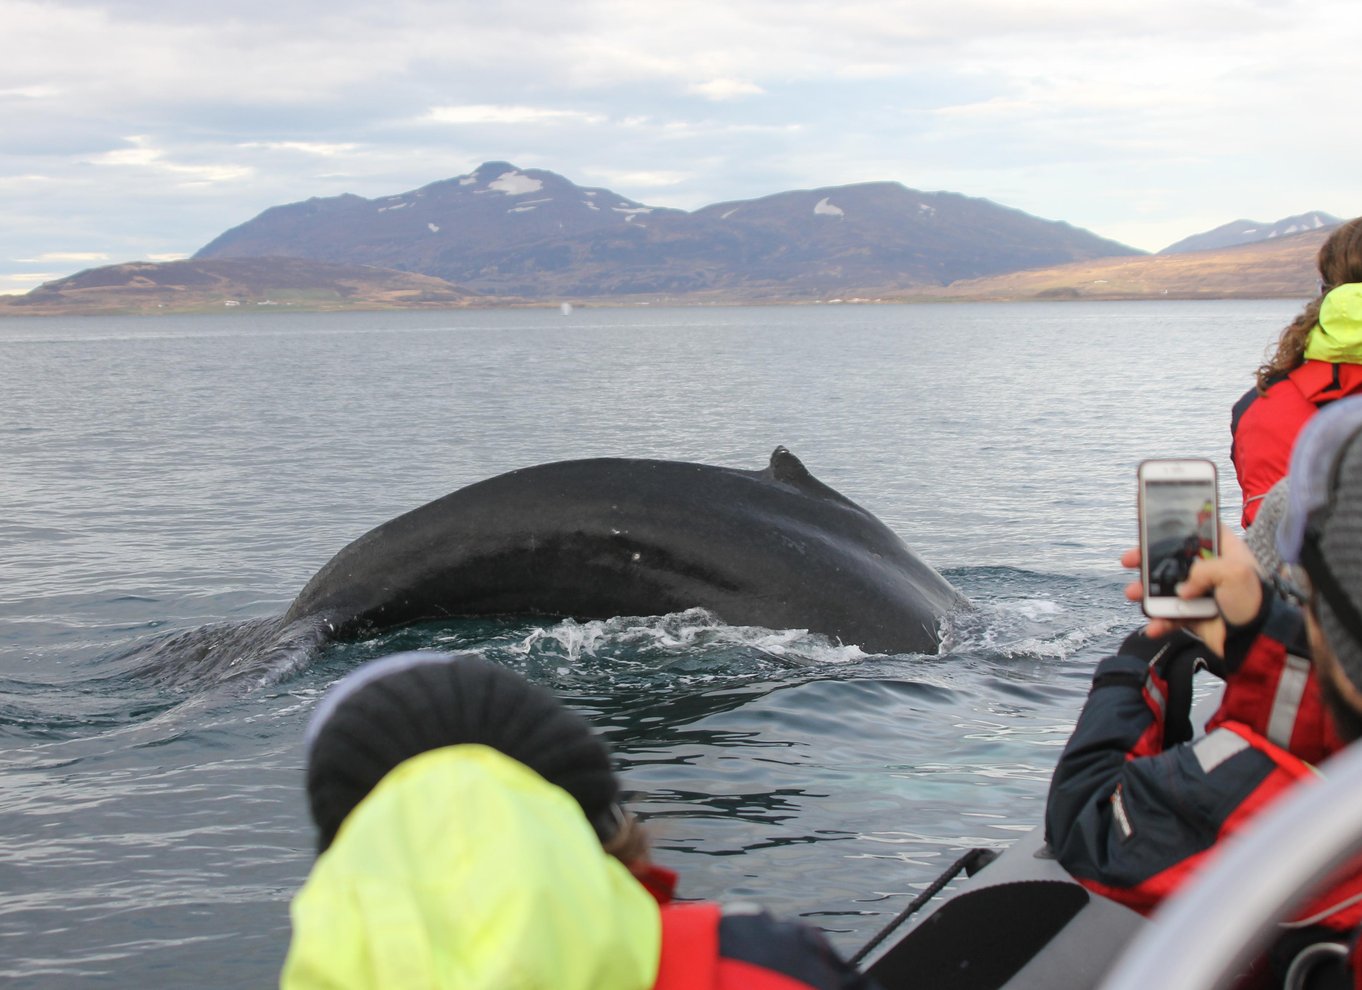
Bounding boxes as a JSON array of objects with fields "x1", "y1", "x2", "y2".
[{"x1": 283, "y1": 449, "x2": 965, "y2": 655}]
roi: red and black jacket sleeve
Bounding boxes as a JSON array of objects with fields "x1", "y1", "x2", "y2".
[
  {"x1": 1044, "y1": 615, "x2": 1319, "y2": 916},
  {"x1": 1206, "y1": 590, "x2": 1345, "y2": 765},
  {"x1": 655, "y1": 902, "x2": 883, "y2": 990},
  {"x1": 717, "y1": 909, "x2": 882, "y2": 989}
]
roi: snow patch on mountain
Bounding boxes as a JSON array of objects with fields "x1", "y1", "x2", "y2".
[
  {"x1": 1276, "y1": 216, "x2": 1329, "y2": 236},
  {"x1": 427, "y1": 222, "x2": 440, "y2": 233},
  {"x1": 489, "y1": 171, "x2": 544, "y2": 196},
  {"x1": 814, "y1": 198, "x2": 844, "y2": 217}
]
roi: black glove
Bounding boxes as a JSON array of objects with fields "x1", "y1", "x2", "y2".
[{"x1": 1118, "y1": 628, "x2": 1213, "y2": 747}]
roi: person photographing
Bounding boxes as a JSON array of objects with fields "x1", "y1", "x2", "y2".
[{"x1": 1047, "y1": 395, "x2": 1362, "y2": 985}]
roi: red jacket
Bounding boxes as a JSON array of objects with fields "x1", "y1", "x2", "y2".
[{"x1": 1231, "y1": 361, "x2": 1362, "y2": 527}]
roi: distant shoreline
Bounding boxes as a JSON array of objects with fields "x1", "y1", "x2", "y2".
[
  {"x1": 1, "y1": 228, "x2": 1323, "y2": 318},
  {"x1": 0, "y1": 290, "x2": 1310, "y2": 318}
]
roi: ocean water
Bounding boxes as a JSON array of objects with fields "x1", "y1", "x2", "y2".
[{"x1": 0, "y1": 299, "x2": 1300, "y2": 987}]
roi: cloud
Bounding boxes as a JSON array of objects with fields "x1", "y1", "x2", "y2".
[
  {"x1": 0, "y1": 84, "x2": 61, "y2": 99},
  {"x1": 16, "y1": 252, "x2": 109, "y2": 263},
  {"x1": 86, "y1": 136, "x2": 254, "y2": 185},
  {"x1": 238, "y1": 141, "x2": 359, "y2": 157},
  {"x1": 582, "y1": 168, "x2": 693, "y2": 189},
  {"x1": 0, "y1": 0, "x2": 1358, "y2": 284},
  {"x1": 422, "y1": 105, "x2": 609, "y2": 126},
  {"x1": 688, "y1": 79, "x2": 765, "y2": 101},
  {"x1": 0, "y1": 271, "x2": 63, "y2": 295},
  {"x1": 0, "y1": 174, "x2": 57, "y2": 190}
]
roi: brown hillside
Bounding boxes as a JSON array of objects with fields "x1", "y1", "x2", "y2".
[
  {"x1": 902, "y1": 227, "x2": 1331, "y2": 302},
  {"x1": 0, "y1": 257, "x2": 485, "y2": 316}
]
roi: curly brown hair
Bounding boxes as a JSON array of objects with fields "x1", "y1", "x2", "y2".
[{"x1": 1257, "y1": 218, "x2": 1362, "y2": 393}]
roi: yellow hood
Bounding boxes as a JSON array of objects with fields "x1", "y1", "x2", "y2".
[
  {"x1": 281, "y1": 744, "x2": 661, "y2": 990},
  {"x1": 1305, "y1": 283, "x2": 1362, "y2": 364}
]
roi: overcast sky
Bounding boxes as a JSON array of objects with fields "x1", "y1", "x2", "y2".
[{"x1": 3, "y1": 0, "x2": 1358, "y2": 294}]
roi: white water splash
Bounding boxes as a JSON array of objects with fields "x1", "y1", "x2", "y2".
[
  {"x1": 939, "y1": 596, "x2": 1123, "y2": 660},
  {"x1": 506, "y1": 608, "x2": 866, "y2": 667}
]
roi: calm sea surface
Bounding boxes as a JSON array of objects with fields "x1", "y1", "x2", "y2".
[{"x1": 0, "y1": 300, "x2": 1300, "y2": 987}]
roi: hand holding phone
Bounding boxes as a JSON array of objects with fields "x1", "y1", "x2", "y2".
[{"x1": 1138, "y1": 459, "x2": 1220, "y2": 620}]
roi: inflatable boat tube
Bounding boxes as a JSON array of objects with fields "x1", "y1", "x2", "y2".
[
  {"x1": 856, "y1": 827, "x2": 1146, "y2": 990},
  {"x1": 856, "y1": 685, "x2": 1232, "y2": 989}
]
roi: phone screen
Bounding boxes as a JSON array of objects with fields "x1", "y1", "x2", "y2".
[{"x1": 1143, "y1": 477, "x2": 1218, "y2": 598}]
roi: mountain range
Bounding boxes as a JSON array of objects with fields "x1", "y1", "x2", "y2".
[
  {"x1": 900, "y1": 225, "x2": 1334, "y2": 302},
  {"x1": 1158, "y1": 211, "x2": 1340, "y2": 255},
  {"x1": 3, "y1": 162, "x2": 1343, "y2": 315},
  {"x1": 194, "y1": 161, "x2": 1142, "y2": 300}
]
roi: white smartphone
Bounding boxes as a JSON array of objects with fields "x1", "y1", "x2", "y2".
[{"x1": 1138, "y1": 459, "x2": 1220, "y2": 619}]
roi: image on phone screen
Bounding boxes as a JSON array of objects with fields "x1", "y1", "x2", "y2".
[{"x1": 1144, "y1": 480, "x2": 1217, "y2": 598}]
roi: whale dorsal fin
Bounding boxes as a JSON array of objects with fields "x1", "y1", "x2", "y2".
[
  {"x1": 768, "y1": 446, "x2": 814, "y2": 484},
  {"x1": 764, "y1": 446, "x2": 860, "y2": 510}
]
